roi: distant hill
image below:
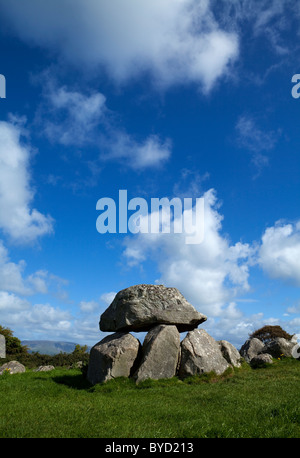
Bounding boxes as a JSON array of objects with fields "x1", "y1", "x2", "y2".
[{"x1": 21, "y1": 340, "x2": 90, "y2": 356}]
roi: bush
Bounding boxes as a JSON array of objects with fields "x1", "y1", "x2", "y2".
[
  {"x1": 0, "y1": 325, "x2": 29, "y2": 357},
  {"x1": 249, "y1": 325, "x2": 293, "y2": 345}
]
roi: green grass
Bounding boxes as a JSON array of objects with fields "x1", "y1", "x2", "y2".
[{"x1": 0, "y1": 358, "x2": 299, "y2": 438}]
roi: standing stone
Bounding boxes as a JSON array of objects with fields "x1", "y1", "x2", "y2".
[
  {"x1": 134, "y1": 325, "x2": 180, "y2": 383},
  {"x1": 87, "y1": 332, "x2": 141, "y2": 385},
  {"x1": 239, "y1": 338, "x2": 265, "y2": 363},
  {"x1": 0, "y1": 334, "x2": 5, "y2": 358},
  {"x1": 218, "y1": 340, "x2": 242, "y2": 367},
  {"x1": 100, "y1": 284, "x2": 207, "y2": 333},
  {"x1": 178, "y1": 329, "x2": 229, "y2": 378}
]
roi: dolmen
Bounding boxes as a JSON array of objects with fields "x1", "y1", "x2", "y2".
[{"x1": 87, "y1": 284, "x2": 242, "y2": 385}]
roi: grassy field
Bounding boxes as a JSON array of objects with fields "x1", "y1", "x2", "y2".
[{"x1": 0, "y1": 358, "x2": 299, "y2": 438}]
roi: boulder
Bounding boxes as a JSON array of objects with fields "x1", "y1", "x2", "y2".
[
  {"x1": 0, "y1": 361, "x2": 25, "y2": 375},
  {"x1": 218, "y1": 340, "x2": 242, "y2": 367},
  {"x1": 87, "y1": 332, "x2": 141, "y2": 385},
  {"x1": 0, "y1": 334, "x2": 5, "y2": 358},
  {"x1": 250, "y1": 353, "x2": 273, "y2": 368},
  {"x1": 133, "y1": 325, "x2": 180, "y2": 383},
  {"x1": 178, "y1": 329, "x2": 230, "y2": 378},
  {"x1": 292, "y1": 343, "x2": 300, "y2": 360},
  {"x1": 100, "y1": 284, "x2": 207, "y2": 333},
  {"x1": 239, "y1": 338, "x2": 265, "y2": 363},
  {"x1": 263, "y1": 337, "x2": 296, "y2": 358},
  {"x1": 33, "y1": 365, "x2": 55, "y2": 372}
]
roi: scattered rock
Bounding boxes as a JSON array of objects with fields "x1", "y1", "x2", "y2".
[
  {"x1": 72, "y1": 361, "x2": 83, "y2": 369},
  {"x1": 33, "y1": 365, "x2": 55, "y2": 372},
  {"x1": 263, "y1": 337, "x2": 296, "y2": 358},
  {"x1": 87, "y1": 332, "x2": 141, "y2": 385},
  {"x1": 239, "y1": 338, "x2": 265, "y2": 363},
  {"x1": 218, "y1": 340, "x2": 242, "y2": 367},
  {"x1": 100, "y1": 284, "x2": 207, "y2": 333},
  {"x1": 250, "y1": 353, "x2": 273, "y2": 368},
  {"x1": 178, "y1": 329, "x2": 230, "y2": 378},
  {"x1": 134, "y1": 325, "x2": 180, "y2": 383},
  {"x1": 0, "y1": 361, "x2": 25, "y2": 375}
]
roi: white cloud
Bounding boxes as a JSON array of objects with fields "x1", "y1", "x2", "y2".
[
  {"x1": 0, "y1": 119, "x2": 54, "y2": 244},
  {"x1": 213, "y1": 0, "x2": 294, "y2": 55},
  {"x1": 43, "y1": 85, "x2": 107, "y2": 146},
  {"x1": 259, "y1": 220, "x2": 300, "y2": 286},
  {"x1": 0, "y1": 0, "x2": 239, "y2": 92},
  {"x1": 123, "y1": 188, "x2": 255, "y2": 317},
  {"x1": 37, "y1": 80, "x2": 171, "y2": 170},
  {"x1": 100, "y1": 292, "x2": 117, "y2": 306},
  {"x1": 0, "y1": 291, "x2": 30, "y2": 312},
  {"x1": 235, "y1": 115, "x2": 281, "y2": 176},
  {"x1": 235, "y1": 116, "x2": 279, "y2": 153},
  {"x1": 0, "y1": 239, "x2": 69, "y2": 298},
  {"x1": 0, "y1": 240, "x2": 31, "y2": 295},
  {"x1": 0, "y1": 293, "x2": 74, "y2": 338},
  {"x1": 79, "y1": 300, "x2": 99, "y2": 313},
  {"x1": 101, "y1": 133, "x2": 171, "y2": 170}
]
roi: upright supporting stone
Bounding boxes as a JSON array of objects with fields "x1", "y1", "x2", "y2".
[
  {"x1": 178, "y1": 329, "x2": 229, "y2": 378},
  {"x1": 87, "y1": 332, "x2": 141, "y2": 385},
  {"x1": 0, "y1": 334, "x2": 5, "y2": 358},
  {"x1": 133, "y1": 324, "x2": 181, "y2": 383}
]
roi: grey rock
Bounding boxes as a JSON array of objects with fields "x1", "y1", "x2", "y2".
[
  {"x1": 87, "y1": 332, "x2": 141, "y2": 385},
  {"x1": 263, "y1": 337, "x2": 296, "y2": 358},
  {"x1": 239, "y1": 338, "x2": 265, "y2": 363},
  {"x1": 250, "y1": 353, "x2": 273, "y2": 368},
  {"x1": 33, "y1": 365, "x2": 55, "y2": 372},
  {"x1": 100, "y1": 284, "x2": 207, "y2": 333},
  {"x1": 292, "y1": 343, "x2": 300, "y2": 360},
  {"x1": 134, "y1": 325, "x2": 180, "y2": 383},
  {"x1": 178, "y1": 329, "x2": 230, "y2": 378},
  {"x1": 0, "y1": 361, "x2": 25, "y2": 375},
  {"x1": 218, "y1": 340, "x2": 242, "y2": 367},
  {"x1": 0, "y1": 334, "x2": 5, "y2": 358}
]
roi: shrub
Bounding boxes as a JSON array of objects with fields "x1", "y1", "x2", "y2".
[
  {"x1": 0, "y1": 325, "x2": 29, "y2": 357},
  {"x1": 249, "y1": 325, "x2": 293, "y2": 344}
]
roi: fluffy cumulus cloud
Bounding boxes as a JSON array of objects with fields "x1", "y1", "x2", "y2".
[
  {"x1": 259, "y1": 220, "x2": 300, "y2": 286},
  {"x1": 0, "y1": 119, "x2": 54, "y2": 244},
  {"x1": 0, "y1": 294, "x2": 73, "y2": 340},
  {"x1": 0, "y1": 0, "x2": 239, "y2": 92},
  {"x1": 123, "y1": 188, "x2": 255, "y2": 317},
  {"x1": 0, "y1": 286, "x2": 102, "y2": 344}
]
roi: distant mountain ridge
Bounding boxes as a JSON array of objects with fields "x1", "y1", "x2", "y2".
[{"x1": 21, "y1": 340, "x2": 90, "y2": 355}]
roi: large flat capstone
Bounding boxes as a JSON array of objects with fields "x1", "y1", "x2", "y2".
[{"x1": 99, "y1": 284, "x2": 207, "y2": 333}]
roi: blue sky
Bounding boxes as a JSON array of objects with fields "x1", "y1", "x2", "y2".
[{"x1": 0, "y1": 0, "x2": 299, "y2": 348}]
